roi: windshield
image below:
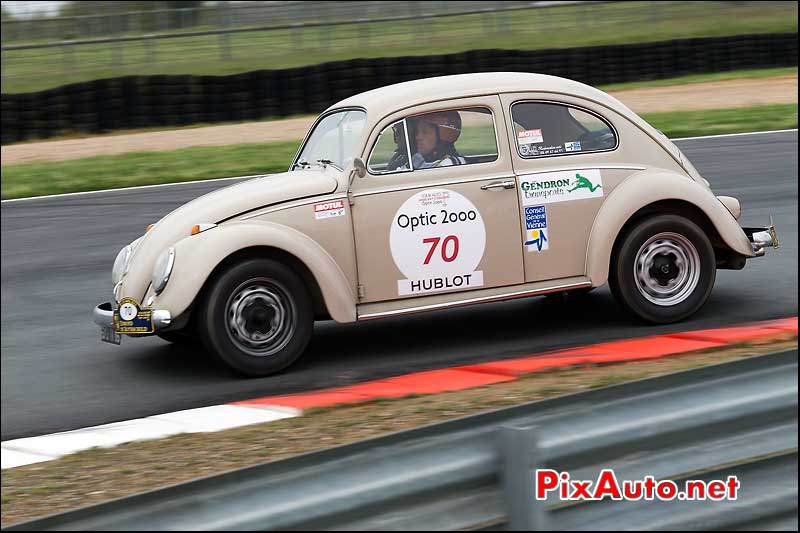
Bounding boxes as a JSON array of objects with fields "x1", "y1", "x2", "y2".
[{"x1": 293, "y1": 109, "x2": 367, "y2": 171}]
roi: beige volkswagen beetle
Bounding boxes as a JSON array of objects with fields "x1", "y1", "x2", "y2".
[{"x1": 93, "y1": 72, "x2": 779, "y2": 376}]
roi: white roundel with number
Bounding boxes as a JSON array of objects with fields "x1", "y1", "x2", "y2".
[
  {"x1": 390, "y1": 189, "x2": 486, "y2": 296},
  {"x1": 119, "y1": 302, "x2": 138, "y2": 321}
]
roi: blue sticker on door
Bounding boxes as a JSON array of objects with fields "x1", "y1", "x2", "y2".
[{"x1": 524, "y1": 205, "x2": 549, "y2": 252}]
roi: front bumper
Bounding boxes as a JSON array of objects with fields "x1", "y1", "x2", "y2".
[
  {"x1": 93, "y1": 302, "x2": 172, "y2": 333},
  {"x1": 743, "y1": 218, "x2": 780, "y2": 258}
]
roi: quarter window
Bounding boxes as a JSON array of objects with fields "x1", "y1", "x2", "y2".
[
  {"x1": 368, "y1": 120, "x2": 412, "y2": 174},
  {"x1": 511, "y1": 102, "x2": 616, "y2": 158},
  {"x1": 368, "y1": 107, "x2": 498, "y2": 175}
]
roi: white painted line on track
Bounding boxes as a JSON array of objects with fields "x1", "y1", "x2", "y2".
[
  {"x1": 672, "y1": 128, "x2": 798, "y2": 141},
  {"x1": 3, "y1": 129, "x2": 797, "y2": 204},
  {"x1": 0, "y1": 448, "x2": 55, "y2": 469},
  {"x1": 149, "y1": 404, "x2": 299, "y2": 433},
  {"x1": 0, "y1": 404, "x2": 300, "y2": 470}
]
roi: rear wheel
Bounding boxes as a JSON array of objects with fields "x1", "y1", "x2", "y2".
[
  {"x1": 610, "y1": 214, "x2": 715, "y2": 324},
  {"x1": 199, "y1": 258, "x2": 314, "y2": 377}
]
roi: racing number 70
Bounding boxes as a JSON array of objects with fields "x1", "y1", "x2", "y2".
[{"x1": 423, "y1": 236, "x2": 459, "y2": 264}]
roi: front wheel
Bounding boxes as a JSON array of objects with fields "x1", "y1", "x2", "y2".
[
  {"x1": 609, "y1": 214, "x2": 716, "y2": 324},
  {"x1": 199, "y1": 258, "x2": 314, "y2": 377}
]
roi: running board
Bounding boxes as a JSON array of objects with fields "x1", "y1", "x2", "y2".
[{"x1": 357, "y1": 277, "x2": 592, "y2": 320}]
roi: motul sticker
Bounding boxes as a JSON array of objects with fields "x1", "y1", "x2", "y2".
[
  {"x1": 314, "y1": 200, "x2": 346, "y2": 220},
  {"x1": 390, "y1": 189, "x2": 485, "y2": 296},
  {"x1": 517, "y1": 129, "x2": 543, "y2": 145}
]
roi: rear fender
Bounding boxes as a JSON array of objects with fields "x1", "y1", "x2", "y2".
[{"x1": 586, "y1": 170, "x2": 754, "y2": 286}]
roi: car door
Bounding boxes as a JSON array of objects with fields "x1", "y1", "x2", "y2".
[
  {"x1": 500, "y1": 94, "x2": 643, "y2": 283},
  {"x1": 350, "y1": 96, "x2": 525, "y2": 304}
]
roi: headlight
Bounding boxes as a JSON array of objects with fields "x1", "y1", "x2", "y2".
[
  {"x1": 112, "y1": 245, "x2": 132, "y2": 285},
  {"x1": 151, "y1": 247, "x2": 175, "y2": 295}
]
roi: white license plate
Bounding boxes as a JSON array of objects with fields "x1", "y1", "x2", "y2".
[{"x1": 101, "y1": 326, "x2": 121, "y2": 345}]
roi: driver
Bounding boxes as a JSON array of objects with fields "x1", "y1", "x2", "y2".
[{"x1": 410, "y1": 111, "x2": 466, "y2": 169}]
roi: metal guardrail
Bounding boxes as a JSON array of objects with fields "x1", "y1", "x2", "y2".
[
  {"x1": 0, "y1": 1, "x2": 533, "y2": 43},
  {"x1": 0, "y1": 0, "x2": 609, "y2": 93},
  {"x1": 8, "y1": 0, "x2": 796, "y2": 95},
  {"x1": 4, "y1": 349, "x2": 797, "y2": 531},
  {"x1": 1, "y1": 2, "x2": 591, "y2": 51}
]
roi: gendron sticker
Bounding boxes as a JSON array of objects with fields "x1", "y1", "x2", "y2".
[
  {"x1": 519, "y1": 169, "x2": 603, "y2": 206},
  {"x1": 389, "y1": 189, "x2": 485, "y2": 296},
  {"x1": 314, "y1": 200, "x2": 346, "y2": 220}
]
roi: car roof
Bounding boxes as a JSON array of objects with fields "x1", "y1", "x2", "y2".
[
  {"x1": 327, "y1": 72, "x2": 630, "y2": 116},
  {"x1": 325, "y1": 72, "x2": 681, "y2": 164}
]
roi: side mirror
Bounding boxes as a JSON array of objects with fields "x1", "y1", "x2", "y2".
[{"x1": 353, "y1": 157, "x2": 367, "y2": 179}]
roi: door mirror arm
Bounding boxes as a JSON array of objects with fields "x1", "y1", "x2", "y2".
[{"x1": 347, "y1": 158, "x2": 367, "y2": 193}]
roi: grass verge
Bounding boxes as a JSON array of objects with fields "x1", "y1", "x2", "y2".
[
  {"x1": 1, "y1": 141, "x2": 300, "y2": 200},
  {"x1": 1, "y1": 333, "x2": 796, "y2": 527},
  {"x1": 640, "y1": 103, "x2": 798, "y2": 139},
  {"x1": 2, "y1": 104, "x2": 797, "y2": 200}
]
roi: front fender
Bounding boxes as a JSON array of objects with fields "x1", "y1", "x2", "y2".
[
  {"x1": 586, "y1": 170, "x2": 754, "y2": 286},
  {"x1": 154, "y1": 221, "x2": 356, "y2": 323}
]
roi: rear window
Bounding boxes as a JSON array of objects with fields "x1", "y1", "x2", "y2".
[{"x1": 511, "y1": 102, "x2": 617, "y2": 158}]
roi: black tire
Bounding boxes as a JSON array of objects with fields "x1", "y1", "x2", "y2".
[
  {"x1": 199, "y1": 258, "x2": 314, "y2": 377},
  {"x1": 609, "y1": 214, "x2": 715, "y2": 324}
]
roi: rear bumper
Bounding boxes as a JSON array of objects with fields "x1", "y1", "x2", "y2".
[
  {"x1": 742, "y1": 218, "x2": 780, "y2": 257},
  {"x1": 92, "y1": 302, "x2": 172, "y2": 332}
]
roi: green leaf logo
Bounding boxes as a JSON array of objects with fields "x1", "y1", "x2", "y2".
[{"x1": 569, "y1": 173, "x2": 602, "y2": 193}]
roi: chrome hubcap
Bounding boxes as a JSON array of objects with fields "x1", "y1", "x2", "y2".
[
  {"x1": 634, "y1": 232, "x2": 700, "y2": 307},
  {"x1": 225, "y1": 278, "x2": 295, "y2": 357}
]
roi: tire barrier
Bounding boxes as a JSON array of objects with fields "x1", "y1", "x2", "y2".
[{"x1": 2, "y1": 32, "x2": 797, "y2": 145}]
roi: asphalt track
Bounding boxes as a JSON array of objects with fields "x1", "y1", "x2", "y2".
[{"x1": 1, "y1": 131, "x2": 797, "y2": 441}]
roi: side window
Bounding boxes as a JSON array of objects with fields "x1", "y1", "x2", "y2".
[
  {"x1": 368, "y1": 120, "x2": 411, "y2": 174},
  {"x1": 367, "y1": 107, "x2": 498, "y2": 175},
  {"x1": 408, "y1": 108, "x2": 498, "y2": 170},
  {"x1": 511, "y1": 102, "x2": 617, "y2": 158}
]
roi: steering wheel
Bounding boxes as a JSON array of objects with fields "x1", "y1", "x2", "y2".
[{"x1": 577, "y1": 129, "x2": 615, "y2": 151}]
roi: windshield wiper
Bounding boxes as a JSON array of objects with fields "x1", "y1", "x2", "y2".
[
  {"x1": 294, "y1": 159, "x2": 340, "y2": 171},
  {"x1": 317, "y1": 159, "x2": 344, "y2": 171}
]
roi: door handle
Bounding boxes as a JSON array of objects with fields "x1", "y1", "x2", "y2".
[{"x1": 481, "y1": 179, "x2": 516, "y2": 191}]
